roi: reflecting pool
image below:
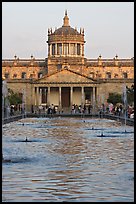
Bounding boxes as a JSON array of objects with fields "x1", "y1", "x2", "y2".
[{"x1": 2, "y1": 117, "x2": 134, "y2": 202}]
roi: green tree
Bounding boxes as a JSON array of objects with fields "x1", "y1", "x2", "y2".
[
  {"x1": 107, "y1": 93, "x2": 122, "y2": 106},
  {"x1": 7, "y1": 88, "x2": 22, "y2": 105},
  {"x1": 126, "y1": 85, "x2": 134, "y2": 105}
]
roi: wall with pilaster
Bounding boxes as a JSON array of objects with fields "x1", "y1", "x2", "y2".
[
  {"x1": 73, "y1": 89, "x2": 82, "y2": 105},
  {"x1": 50, "y1": 90, "x2": 59, "y2": 106},
  {"x1": 97, "y1": 81, "x2": 133, "y2": 105}
]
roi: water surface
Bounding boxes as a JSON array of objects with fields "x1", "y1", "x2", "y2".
[{"x1": 2, "y1": 117, "x2": 134, "y2": 202}]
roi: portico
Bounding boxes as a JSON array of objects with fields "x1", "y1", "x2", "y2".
[{"x1": 33, "y1": 84, "x2": 98, "y2": 109}]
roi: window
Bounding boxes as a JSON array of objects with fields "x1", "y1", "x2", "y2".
[
  {"x1": 123, "y1": 72, "x2": 128, "y2": 79},
  {"x1": 70, "y1": 43, "x2": 75, "y2": 55},
  {"x1": 64, "y1": 43, "x2": 69, "y2": 55},
  {"x1": 13, "y1": 73, "x2": 17, "y2": 78},
  {"x1": 45, "y1": 68, "x2": 48, "y2": 75},
  {"x1": 22, "y1": 72, "x2": 26, "y2": 79},
  {"x1": 29, "y1": 74, "x2": 33, "y2": 79},
  {"x1": 38, "y1": 73, "x2": 43, "y2": 78},
  {"x1": 90, "y1": 72, "x2": 94, "y2": 78},
  {"x1": 57, "y1": 64, "x2": 62, "y2": 71},
  {"x1": 114, "y1": 73, "x2": 118, "y2": 78},
  {"x1": 5, "y1": 73, "x2": 9, "y2": 79},
  {"x1": 106, "y1": 72, "x2": 111, "y2": 79},
  {"x1": 77, "y1": 44, "x2": 80, "y2": 55},
  {"x1": 64, "y1": 66, "x2": 68, "y2": 69},
  {"x1": 52, "y1": 44, "x2": 55, "y2": 55},
  {"x1": 57, "y1": 44, "x2": 62, "y2": 55}
]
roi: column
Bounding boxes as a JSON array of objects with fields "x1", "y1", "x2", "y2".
[
  {"x1": 44, "y1": 87, "x2": 47, "y2": 104},
  {"x1": 93, "y1": 87, "x2": 96, "y2": 112},
  {"x1": 95, "y1": 86, "x2": 99, "y2": 112},
  {"x1": 32, "y1": 86, "x2": 35, "y2": 106},
  {"x1": 50, "y1": 44, "x2": 52, "y2": 56},
  {"x1": 82, "y1": 44, "x2": 84, "y2": 56},
  {"x1": 62, "y1": 43, "x2": 63, "y2": 56},
  {"x1": 81, "y1": 86, "x2": 84, "y2": 107},
  {"x1": 69, "y1": 43, "x2": 70, "y2": 56},
  {"x1": 36, "y1": 87, "x2": 39, "y2": 106},
  {"x1": 75, "y1": 43, "x2": 77, "y2": 56},
  {"x1": 59, "y1": 87, "x2": 62, "y2": 108},
  {"x1": 95, "y1": 86, "x2": 99, "y2": 105},
  {"x1": 68, "y1": 43, "x2": 70, "y2": 56},
  {"x1": 55, "y1": 43, "x2": 57, "y2": 56},
  {"x1": 80, "y1": 44, "x2": 82, "y2": 56},
  {"x1": 47, "y1": 87, "x2": 50, "y2": 105},
  {"x1": 39, "y1": 88, "x2": 42, "y2": 105},
  {"x1": 70, "y1": 86, "x2": 73, "y2": 107},
  {"x1": 35, "y1": 87, "x2": 37, "y2": 106},
  {"x1": 48, "y1": 44, "x2": 50, "y2": 56}
]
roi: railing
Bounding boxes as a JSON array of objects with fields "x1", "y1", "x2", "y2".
[{"x1": 3, "y1": 112, "x2": 134, "y2": 126}]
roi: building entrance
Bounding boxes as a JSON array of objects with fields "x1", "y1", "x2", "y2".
[{"x1": 61, "y1": 87, "x2": 70, "y2": 107}]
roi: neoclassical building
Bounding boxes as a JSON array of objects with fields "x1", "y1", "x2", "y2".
[{"x1": 2, "y1": 11, "x2": 134, "y2": 112}]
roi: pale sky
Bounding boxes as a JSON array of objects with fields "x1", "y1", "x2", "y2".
[{"x1": 2, "y1": 2, "x2": 134, "y2": 59}]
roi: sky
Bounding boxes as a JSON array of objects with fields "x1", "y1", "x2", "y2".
[{"x1": 2, "y1": 2, "x2": 134, "y2": 59}]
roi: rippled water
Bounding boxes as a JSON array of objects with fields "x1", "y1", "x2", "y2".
[{"x1": 2, "y1": 117, "x2": 134, "y2": 202}]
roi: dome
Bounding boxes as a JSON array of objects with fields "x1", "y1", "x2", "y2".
[
  {"x1": 52, "y1": 10, "x2": 80, "y2": 36},
  {"x1": 54, "y1": 26, "x2": 80, "y2": 35}
]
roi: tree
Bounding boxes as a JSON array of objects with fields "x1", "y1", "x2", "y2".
[
  {"x1": 7, "y1": 88, "x2": 22, "y2": 105},
  {"x1": 107, "y1": 93, "x2": 122, "y2": 106},
  {"x1": 126, "y1": 85, "x2": 134, "y2": 106}
]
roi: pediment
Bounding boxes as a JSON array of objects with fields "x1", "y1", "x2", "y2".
[{"x1": 36, "y1": 69, "x2": 95, "y2": 83}]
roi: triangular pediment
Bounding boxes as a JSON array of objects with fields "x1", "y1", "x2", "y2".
[{"x1": 35, "y1": 69, "x2": 96, "y2": 83}]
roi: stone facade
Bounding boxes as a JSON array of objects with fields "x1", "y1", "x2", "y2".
[{"x1": 2, "y1": 11, "x2": 134, "y2": 112}]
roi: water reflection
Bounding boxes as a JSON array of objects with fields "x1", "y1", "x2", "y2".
[{"x1": 2, "y1": 117, "x2": 134, "y2": 202}]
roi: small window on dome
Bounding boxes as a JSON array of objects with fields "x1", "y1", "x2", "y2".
[
  {"x1": 70, "y1": 43, "x2": 75, "y2": 55},
  {"x1": 52, "y1": 44, "x2": 55, "y2": 55},
  {"x1": 64, "y1": 43, "x2": 69, "y2": 55},
  {"x1": 77, "y1": 44, "x2": 80, "y2": 55},
  {"x1": 57, "y1": 44, "x2": 62, "y2": 55}
]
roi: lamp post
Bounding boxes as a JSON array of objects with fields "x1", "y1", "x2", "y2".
[
  {"x1": 22, "y1": 89, "x2": 26, "y2": 118},
  {"x1": 2, "y1": 77, "x2": 8, "y2": 124},
  {"x1": 2, "y1": 81, "x2": 5, "y2": 125}
]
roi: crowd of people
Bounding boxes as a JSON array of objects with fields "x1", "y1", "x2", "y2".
[{"x1": 3, "y1": 102, "x2": 134, "y2": 119}]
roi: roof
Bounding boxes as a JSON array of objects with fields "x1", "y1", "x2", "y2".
[
  {"x1": 53, "y1": 10, "x2": 80, "y2": 36},
  {"x1": 53, "y1": 26, "x2": 80, "y2": 35}
]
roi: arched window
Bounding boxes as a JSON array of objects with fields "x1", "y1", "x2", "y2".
[
  {"x1": 90, "y1": 72, "x2": 94, "y2": 78},
  {"x1": 13, "y1": 73, "x2": 17, "y2": 78},
  {"x1": 5, "y1": 73, "x2": 9, "y2": 79},
  {"x1": 106, "y1": 72, "x2": 111, "y2": 79},
  {"x1": 38, "y1": 72, "x2": 43, "y2": 78},
  {"x1": 123, "y1": 72, "x2": 128, "y2": 79},
  {"x1": 114, "y1": 73, "x2": 118, "y2": 78},
  {"x1": 22, "y1": 72, "x2": 26, "y2": 79}
]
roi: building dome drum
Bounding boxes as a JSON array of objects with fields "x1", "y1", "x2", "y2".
[{"x1": 47, "y1": 10, "x2": 85, "y2": 57}]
